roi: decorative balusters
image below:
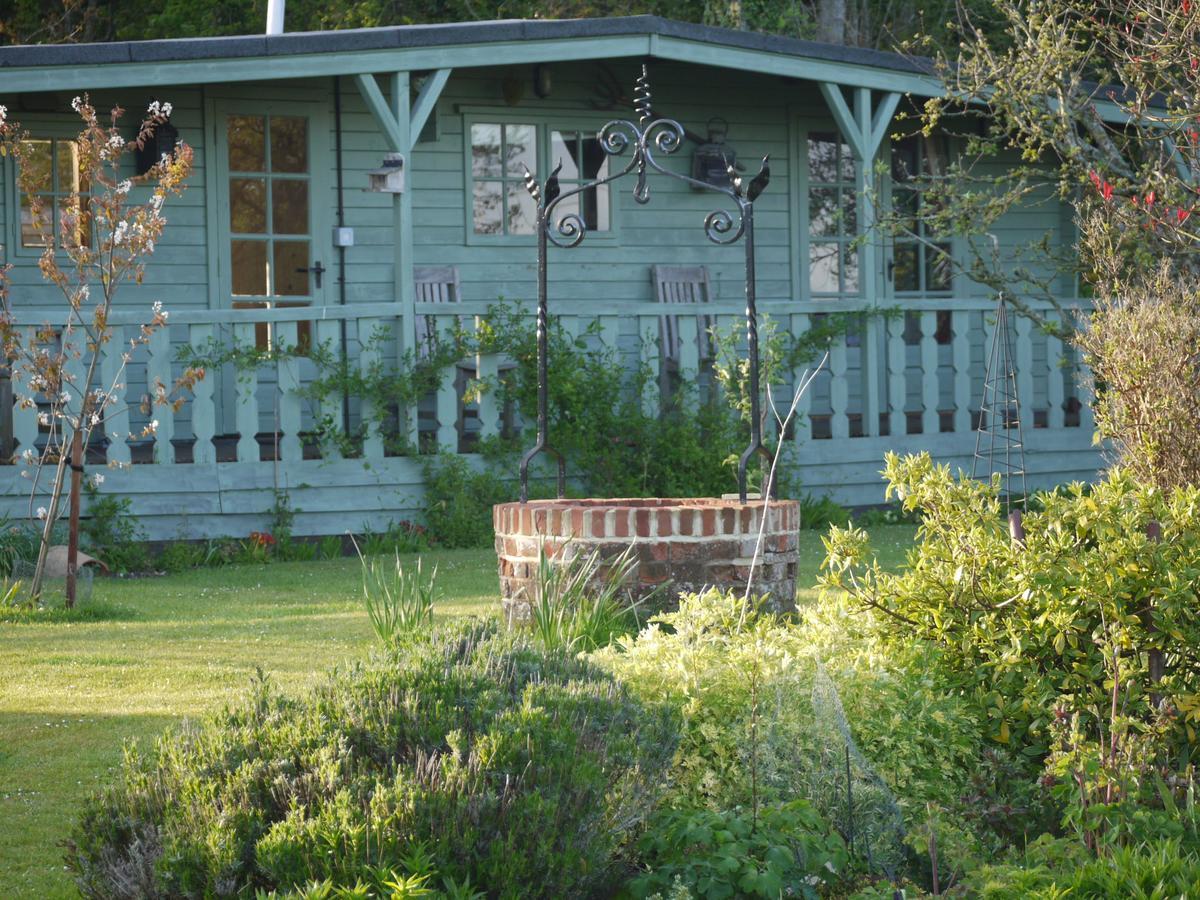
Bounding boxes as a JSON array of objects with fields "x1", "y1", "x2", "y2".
[
  {"x1": 1045, "y1": 311, "x2": 1065, "y2": 430},
  {"x1": 920, "y1": 312, "x2": 940, "y2": 436},
  {"x1": 474, "y1": 315, "x2": 501, "y2": 440},
  {"x1": 862, "y1": 318, "x2": 882, "y2": 437},
  {"x1": 100, "y1": 326, "x2": 132, "y2": 465},
  {"x1": 1077, "y1": 355, "x2": 1096, "y2": 434},
  {"x1": 233, "y1": 322, "x2": 259, "y2": 463},
  {"x1": 275, "y1": 321, "x2": 302, "y2": 463},
  {"x1": 677, "y1": 315, "x2": 700, "y2": 376},
  {"x1": 435, "y1": 315, "x2": 459, "y2": 452},
  {"x1": 829, "y1": 333, "x2": 849, "y2": 440},
  {"x1": 952, "y1": 310, "x2": 972, "y2": 434},
  {"x1": 313, "y1": 319, "x2": 344, "y2": 460},
  {"x1": 790, "y1": 313, "x2": 811, "y2": 446},
  {"x1": 147, "y1": 327, "x2": 175, "y2": 464},
  {"x1": 357, "y1": 317, "x2": 385, "y2": 460},
  {"x1": 188, "y1": 324, "x2": 217, "y2": 465},
  {"x1": 11, "y1": 327, "x2": 39, "y2": 461},
  {"x1": 1014, "y1": 313, "x2": 1034, "y2": 432},
  {"x1": 886, "y1": 314, "x2": 907, "y2": 437}
]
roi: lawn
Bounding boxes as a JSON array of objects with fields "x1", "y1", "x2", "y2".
[{"x1": 0, "y1": 525, "x2": 914, "y2": 898}]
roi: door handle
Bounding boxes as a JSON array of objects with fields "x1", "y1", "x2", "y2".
[{"x1": 296, "y1": 260, "x2": 326, "y2": 289}]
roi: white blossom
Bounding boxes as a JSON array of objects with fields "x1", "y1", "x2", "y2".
[
  {"x1": 0, "y1": 105, "x2": 7, "y2": 126},
  {"x1": 36, "y1": 507, "x2": 47, "y2": 520},
  {"x1": 116, "y1": 179, "x2": 132, "y2": 196},
  {"x1": 149, "y1": 419, "x2": 159, "y2": 432},
  {"x1": 71, "y1": 96, "x2": 82, "y2": 112},
  {"x1": 108, "y1": 134, "x2": 125, "y2": 150},
  {"x1": 90, "y1": 474, "x2": 105, "y2": 487},
  {"x1": 147, "y1": 100, "x2": 173, "y2": 118},
  {"x1": 20, "y1": 449, "x2": 35, "y2": 463},
  {"x1": 37, "y1": 412, "x2": 50, "y2": 426},
  {"x1": 112, "y1": 221, "x2": 129, "y2": 245}
]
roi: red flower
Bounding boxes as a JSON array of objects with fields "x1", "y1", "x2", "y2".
[
  {"x1": 1178, "y1": 207, "x2": 1192, "y2": 224},
  {"x1": 1102, "y1": 181, "x2": 1114, "y2": 201},
  {"x1": 249, "y1": 530, "x2": 276, "y2": 548},
  {"x1": 1145, "y1": 190, "x2": 1156, "y2": 207}
]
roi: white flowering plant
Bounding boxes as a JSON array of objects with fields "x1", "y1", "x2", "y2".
[{"x1": 0, "y1": 97, "x2": 199, "y2": 600}]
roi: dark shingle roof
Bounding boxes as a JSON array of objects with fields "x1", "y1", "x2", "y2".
[{"x1": 0, "y1": 15, "x2": 933, "y2": 75}]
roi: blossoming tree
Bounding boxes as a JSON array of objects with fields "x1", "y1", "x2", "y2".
[{"x1": 0, "y1": 97, "x2": 198, "y2": 603}]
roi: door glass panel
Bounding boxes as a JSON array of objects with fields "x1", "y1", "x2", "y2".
[
  {"x1": 232, "y1": 240, "x2": 268, "y2": 295},
  {"x1": 230, "y1": 178, "x2": 267, "y2": 233},
  {"x1": 273, "y1": 241, "x2": 310, "y2": 296},
  {"x1": 272, "y1": 180, "x2": 308, "y2": 234},
  {"x1": 228, "y1": 116, "x2": 266, "y2": 171},
  {"x1": 270, "y1": 117, "x2": 308, "y2": 173}
]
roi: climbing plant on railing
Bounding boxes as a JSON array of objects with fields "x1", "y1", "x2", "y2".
[{"x1": 0, "y1": 97, "x2": 197, "y2": 604}]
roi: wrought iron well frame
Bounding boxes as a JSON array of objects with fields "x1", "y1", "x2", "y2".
[{"x1": 518, "y1": 63, "x2": 772, "y2": 503}]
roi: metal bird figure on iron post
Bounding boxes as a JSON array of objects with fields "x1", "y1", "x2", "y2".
[{"x1": 517, "y1": 63, "x2": 771, "y2": 504}]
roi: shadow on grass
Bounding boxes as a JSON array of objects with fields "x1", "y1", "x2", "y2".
[{"x1": 0, "y1": 599, "x2": 137, "y2": 625}]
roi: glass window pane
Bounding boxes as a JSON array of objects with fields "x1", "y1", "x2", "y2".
[
  {"x1": 808, "y1": 134, "x2": 839, "y2": 183},
  {"x1": 55, "y1": 140, "x2": 84, "y2": 194},
  {"x1": 584, "y1": 185, "x2": 609, "y2": 232},
  {"x1": 228, "y1": 116, "x2": 266, "y2": 172},
  {"x1": 927, "y1": 243, "x2": 953, "y2": 291},
  {"x1": 504, "y1": 124, "x2": 536, "y2": 177},
  {"x1": 229, "y1": 178, "x2": 267, "y2": 234},
  {"x1": 20, "y1": 195, "x2": 50, "y2": 248},
  {"x1": 273, "y1": 241, "x2": 311, "y2": 296},
  {"x1": 893, "y1": 244, "x2": 919, "y2": 292},
  {"x1": 473, "y1": 180, "x2": 503, "y2": 234},
  {"x1": 809, "y1": 188, "x2": 840, "y2": 237},
  {"x1": 810, "y1": 242, "x2": 842, "y2": 294},
  {"x1": 21, "y1": 140, "x2": 52, "y2": 192},
  {"x1": 841, "y1": 246, "x2": 859, "y2": 293},
  {"x1": 272, "y1": 180, "x2": 309, "y2": 235},
  {"x1": 580, "y1": 136, "x2": 608, "y2": 181},
  {"x1": 892, "y1": 137, "x2": 918, "y2": 182},
  {"x1": 471, "y1": 124, "x2": 501, "y2": 177},
  {"x1": 58, "y1": 196, "x2": 89, "y2": 248},
  {"x1": 551, "y1": 130, "x2": 580, "y2": 180},
  {"x1": 506, "y1": 181, "x2": 536, "y2": 235},
  {"x1": 270, "y1": 117, "x2": 308, "y2": 173},
  {"x1": 232, "y1": 240, "x2": 267, "y2": 295}
]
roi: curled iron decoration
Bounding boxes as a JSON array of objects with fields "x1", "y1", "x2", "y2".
[{"x1": 518, "y1": 63, "x2": 772, "y2": 504}]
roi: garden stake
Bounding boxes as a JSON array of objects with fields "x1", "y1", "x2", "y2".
[{"x1": 518, "y1": 63, "x2": 771, "y2": 502}]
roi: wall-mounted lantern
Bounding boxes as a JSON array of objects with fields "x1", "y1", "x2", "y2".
[
  {"x1": 533, "y1": 64, "x2": 553, "y2": 99},
  {"x1": 691, "y1": 117, "x2": 736, "y2": 191},
  {"x1": 367, "y1": 153, "x2": 405, "y2": 193}
]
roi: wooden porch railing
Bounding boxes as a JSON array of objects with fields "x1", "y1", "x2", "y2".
[{"x1": 1, "y1": 297, "x2": 1094, "y2": 469}]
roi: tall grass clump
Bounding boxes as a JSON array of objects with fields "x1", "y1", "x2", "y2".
[
  {"x1": 529, "y1": 542, "x2": 643, "y2": 652},
  {"x1": 66, "y1": 621, "x2": 679, "y2": 899},
  {"x1": 356, "y1": 543, "x2": 437, "y2": 644}
]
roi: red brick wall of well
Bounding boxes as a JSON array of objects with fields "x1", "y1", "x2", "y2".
[{"x1": 493, "y1": 497, "x2": 799, "y2": 621}]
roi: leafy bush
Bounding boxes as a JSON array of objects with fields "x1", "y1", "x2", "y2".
[
  {"x1": 628, "y1": 800, "x2": 847, "y2": 899},
  {"x1": 358, "y1": 550, "x2": 437, "y2": 644},
  {"x1": 81, "y1": 482, "x2": 150, "y2": 573},
  {"x1": 419, "y1": 453, "x2": 519, "y2": 549},
  {"x1": 822, "y1": 452, "x2": 1200, "y2": 762},
  {"x1": 66, "y1": 622, "x2": 678, "y2": 898}
]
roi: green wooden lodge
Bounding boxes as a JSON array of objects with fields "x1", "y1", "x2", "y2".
[{"x1": 0, "y1": 16, "x2": 1099, "y2": 539}]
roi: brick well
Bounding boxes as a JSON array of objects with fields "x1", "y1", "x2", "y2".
[{"x1": 493, "y1": 497, "x2": 800, "y2": 622}]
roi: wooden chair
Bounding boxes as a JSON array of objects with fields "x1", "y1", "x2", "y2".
[
  {"x1": 653, "y1": 264, "x2": 713, "y2": 367},
  {"x1": 414, "y1": 265, "x2": 462, "y2": 358}
]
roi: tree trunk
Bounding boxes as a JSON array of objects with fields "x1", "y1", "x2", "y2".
[
  {"x1": 65, "y1": 430, "x2": 83, "y2": 608},
  {"x1": 816, "y1": 0, "x2": 847, "y2": 44}
]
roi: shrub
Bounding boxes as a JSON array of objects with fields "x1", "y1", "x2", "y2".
[
  {"x1": 66, "y1": 622, "x2": 678, "y2": 899},
  {"x1": 419, "y1": 453, "x2": 518, "y2": 549},
  {"x1": 81, "y1": 482, "x2": 150, "y2": 573},
  {"x1": 628, "y1": 800, "x2": 848, "y2": 899}
]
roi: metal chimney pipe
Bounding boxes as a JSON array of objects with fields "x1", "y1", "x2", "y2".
[{"x1": 266, "y1": 0, "x2": 285, "y2": 35}]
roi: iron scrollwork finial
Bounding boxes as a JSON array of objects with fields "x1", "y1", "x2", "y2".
[{"x1": 519, "y1": 64, "x2": 774, "y2": 504}]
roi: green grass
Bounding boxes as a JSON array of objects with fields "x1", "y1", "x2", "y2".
[{"x1": 0, "y1": 525, "x2": 915, "y2": 898}]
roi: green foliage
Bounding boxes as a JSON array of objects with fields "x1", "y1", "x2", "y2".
[
  {"x1": 80, "y1": 482, "x2": 150, "y2": 573},
  {"x1": 0, "y1": 517, "x2": 42, "y2": 578},
  {"x1": 419, "y1": 453, "x2": 518, "y2": 549},
  {"x1": 966, "y1": 838, "x2": 1200, "y2": 899},
  {"x1": 66, "y1": 622, "x2": 678, "y2": 899},
  {"x1": 357, "y1": 550, "x2": 437, "y2": 645},
  {"x1": 628, "y1": 800, "x2": 847, "y2": 899},
  {"x1": 528, "y1": 543, "x2": 642, "y2": 652},
  {"x1": 797, "y1": 494, "x2": 852, "y2": 530},
  {"x1": 822, "y1": 453, "x2": 1200, "y2": 761}
]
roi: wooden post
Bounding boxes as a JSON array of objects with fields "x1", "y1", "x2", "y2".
[{"x1": 65, "y1": 429, "x2": 82, "y2": 608}]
